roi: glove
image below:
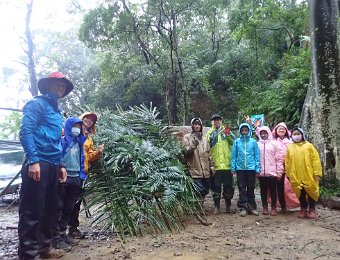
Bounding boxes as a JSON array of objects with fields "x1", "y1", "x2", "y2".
[{"x1": 224, "y1": 126, "x2": 231, "y2": 135}]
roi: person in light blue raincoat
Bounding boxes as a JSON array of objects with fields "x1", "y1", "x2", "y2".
[
  {"x1": 231, "y1": 123, "x2": 260, "y2": 217},
  {"x1": 53, "y1": 117, "x2": 86, "y2": 250}
]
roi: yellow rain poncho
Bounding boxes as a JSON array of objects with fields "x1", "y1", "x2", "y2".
[{"x1": 285, "y1": 140, "x2": 322, "y2": 202}]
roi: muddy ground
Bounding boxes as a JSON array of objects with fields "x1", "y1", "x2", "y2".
[{"x1": 1, "y1": 193, "x2": 340, "y2": 260}]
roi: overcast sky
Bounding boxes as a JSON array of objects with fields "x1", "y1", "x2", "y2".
[{"x1": 0, "y1": 0, "x2": 96, "y2": 109}]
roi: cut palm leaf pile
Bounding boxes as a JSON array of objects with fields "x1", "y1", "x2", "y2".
[{"x1": 85, "y1": 104, "x2": 205, "y2": 239}]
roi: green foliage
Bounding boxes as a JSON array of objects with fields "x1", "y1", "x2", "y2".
[
  {"x1": 320, "y1": 186, "x2": 340, "y2": 199},
  {"x1": 249, "y1": 48, "x2": 311, "y2": 127},
  {"x1": 225, "y1": 0, "x2": 309, "y2": 127},
  {"x1": 77, "y1": 0, "x2": 310, "y2": 127},
  {"x1": 0, "y1": 112, "x2": 22, "y2": 140},
  {"x1": 85, "y1": 104, "x2": 203, "y2": 239}
]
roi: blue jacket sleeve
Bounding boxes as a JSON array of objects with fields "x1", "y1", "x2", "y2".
[
  {"x1": 19, "y1": 99, "x2": 41, "y2": 165},
  {"x1": 79, "y1": 138, "x2": 86, "y2": 180},
  {"x1": 231, "y1": 140, "x2": 237, "y2": 172},
  {"x1": 59, "y1": 137, "x2": 66, "y2": 168},
  {"x1": 254, "y1": 140, "x2": 261, "y2": 173}
]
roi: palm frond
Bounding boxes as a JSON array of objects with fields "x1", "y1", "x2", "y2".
[{"x1": 84, "y1": 104, "x2": 203, "y2": 239}]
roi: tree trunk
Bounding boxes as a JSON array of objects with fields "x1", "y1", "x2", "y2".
[
  {"x1": 165, "y1": 77, "x2": 176, "y2": 125},
  {"x1": 300, "y1": 0, "x2": 340, "y2": 183},
  {"x1": 25, "y1": 0, "x2": 38, "y2": 97}
]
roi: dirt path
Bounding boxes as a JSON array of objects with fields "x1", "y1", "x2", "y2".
[{"x1": 1, "y1": 196, "x2": 340, "y2": 260}]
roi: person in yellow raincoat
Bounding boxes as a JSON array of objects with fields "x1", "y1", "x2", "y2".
[{"x1": 285, "y1": 127, "x2": 322, "y2": 219}]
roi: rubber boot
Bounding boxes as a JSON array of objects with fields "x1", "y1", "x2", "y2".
[
  {"x1": 214, "y1": 199, "x2": 220, "y2": 215},
  {"x1": 298, "y1": 208, "x2": 307, "y2": 218},
  {"x1": 307, "y1": 208, "x2": 317, "y2": 219},
  {"x1": 271, "y1": 207, "x2": 277, "y2": 216},
  {"x1": 262, "y1": 206, "x2": 269, "y2": 215}
]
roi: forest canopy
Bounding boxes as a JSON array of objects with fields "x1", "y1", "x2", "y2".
[{"x1": 76, "y1": 0, "x2": 310, "y2": 127}]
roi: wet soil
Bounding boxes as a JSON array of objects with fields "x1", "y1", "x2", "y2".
[{"x1": 1, "y1": 194, "x2": 340, "y2": 260}]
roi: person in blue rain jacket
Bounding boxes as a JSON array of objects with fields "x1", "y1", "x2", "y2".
[
  {"x1": 18, "y1": 72, "x2": 74, "y2": 259},
  {"x1": 231, "y1": 123, "x2": 260, "y2": 217}
]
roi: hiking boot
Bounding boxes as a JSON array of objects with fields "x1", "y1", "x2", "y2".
[
  {"x1": 64, "y1": 235, "x2": 79, "y2": 246},
  {"x1": 249, "y1": 209, "x2": 259, "y2": 216},
  {"x1": 307, "y1": 208, "x2": 317, "y2": 219},
  {"x1": 271, "y1": 207, "x2": 277, "y2": 216},
  {"x1": 52, "y1": 237, "x2": 72, "y2": 252},
  {"x1": 68, "y1": 227, "x2": 86, "y2": 239},
  {"x1": 225, "y1": 199, "x2": 236, "y2": 214},
  {"x1": 214, "y1": 206, "x2": 221, "y2": 215},
  {"x1": 298, "y1": 208, "x2": 307, "y2": 218},
  {"x1": 40, "y1": 247, "x2": 64, "y2": 259},
  {"x1": 262, "y1": 206, "x2": 269, "y2": 215},
  {"x1": 239, "y1": 209, "x2": 247, "y2": 217}
]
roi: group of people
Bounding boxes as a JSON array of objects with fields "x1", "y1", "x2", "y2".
[
  {"x1": 182, "y1": 114, "x2": 322, "y2": 219},
  {"x1": 17, "y1": 72, "x2": 323, "y2": 259},
  {"x1": 18, "y1": 73, "x2": 104, "y2": 259}
]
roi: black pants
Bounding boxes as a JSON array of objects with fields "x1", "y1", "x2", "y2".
[
  {"x1": 56, "y1": 176, "x2": 83, "y2": 236},
  {"x1": 212, "y1": 170, "x2": 234, "y2": 201},
  {"x1": 68, "y1": 181, "x2": 84, "y2": 229},
  {"x1": 237, "y1": 170, "x2": 257, "y2": 210},
  {"x1": 299, "y1": 188, "x2": 316, "y2": 210},
  {"x1": 18, "y1": 160, "x2": 59, "y2": 259},
  {"x1": 192, "y1": 178, "x2": 210, "y2": 197},
  {"x1": 259, "y1": 177, "x2": 277, "y2": 207},
  {"x1": 277, "y1": 174, "x2": 286, "y2": 209},
  {"x1": 68, "y1": 199, "x2": 81, "y2": 229}
]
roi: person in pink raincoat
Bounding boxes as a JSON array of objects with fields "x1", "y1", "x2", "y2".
[
  {"x1": 246, "y1": 116, "x2": 300, "y2": 211},
  {"x1": 272, "y1": 122, "x2": 300, "y2": 211},
  {"x1": 257, "y1": 126, "x2": 284, "y2": 216}
]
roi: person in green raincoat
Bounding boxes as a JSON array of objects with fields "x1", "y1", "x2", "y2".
[{"x1": 206, "y1": 114, "x2": 235, "y2": 214}]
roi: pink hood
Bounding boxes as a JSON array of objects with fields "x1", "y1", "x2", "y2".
[
  {"x1": 258, "y1": 126, "x2": 273, "y2": 143},
  {"x1": 272, "y1": 122, "x2": 292, "y2": 156},
  {"x1": 272, "y1": 122, "x2": 291, "y2": 139},
  {"x1": 258, "y1": 126, "x2": 284, "y2": 177}
]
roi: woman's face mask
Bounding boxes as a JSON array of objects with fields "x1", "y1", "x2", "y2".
[
  {"x1": 292, "y1": 133, "x2": 303, "y2": 143},
  {"x1": 71, "y1": 127, "x2": 81, "y2": 137}
]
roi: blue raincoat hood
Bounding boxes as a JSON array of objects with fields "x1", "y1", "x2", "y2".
[
  {"x1": 63, "y1": 117, "x2": 83, "y2": 152},
  {"x1": 61, "y1": 117, "x2": 87, "y2": 179},
  {"x1": 238, "y1": 123, "x2": 252, "y2": 138},
  {"x1": 231, "y1": 123, "x2": 260, "y2": 173}
]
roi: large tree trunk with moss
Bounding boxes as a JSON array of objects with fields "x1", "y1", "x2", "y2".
[{"x1": 300, "y1": 0, "x2": 340, "y2": 184}]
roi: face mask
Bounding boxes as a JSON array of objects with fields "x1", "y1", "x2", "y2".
[
  {"x1": 292, "y1": 134, "x2": 303, "y2": 143},
  {"x1": 71, "y1": 127, "x2": 81, "y2": 137}
]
